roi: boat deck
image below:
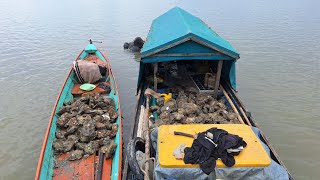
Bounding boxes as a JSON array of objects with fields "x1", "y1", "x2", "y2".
[
  {"x1": 52, "y1": 55, "x2": 114, "y2": 179},
  {"x1": 158, "y1": 124, "x2": 271, "y2": 168},
  {"x1": 53, "y1": 151, "x2": 112, "y2": 179},
  {"x1": 36, "y1": 48, "x2": 122, "y2": 180}
]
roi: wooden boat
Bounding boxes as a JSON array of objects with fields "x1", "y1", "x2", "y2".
[
  {"x1": 35, "y1": 42, "x2": 122, "y2": 180},
  {"x1": 123, "y1": 7, "x2": 293, "y2": 179}
]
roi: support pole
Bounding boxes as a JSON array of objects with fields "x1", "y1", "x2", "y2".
[
  {"x1": 143, "y1": 88, "x2": 160, "y2": 180},
  {"x1": 144, "y1": 96, "x2": 150, "y2": 180},
  {"x1": 154, "y1": 63, "x2": 158, "y2": 92},
  {"x1": 213, "y1": 60, "x2": 223, "y2": 99},
  {"x1": 239, "y1": 106, "x2": 252, "y2": 126},
  {"x1": 220, "y1": 86, "x2": 245, "y2": 124},
  {"x1": 220, "y1": 81, "x2": 252, "y2": 126}
]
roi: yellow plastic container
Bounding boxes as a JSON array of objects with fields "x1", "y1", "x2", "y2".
[
  {"x1": 160, "y1": 93, "x2": 172, "y2": 103},
  {"x1": 158, "y1": 124, "x2": 271, "y2": 168}
]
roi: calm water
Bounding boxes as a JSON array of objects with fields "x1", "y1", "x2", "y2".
[{"x1": 0, "y1": 0, "x2": 319, "y2": 179}]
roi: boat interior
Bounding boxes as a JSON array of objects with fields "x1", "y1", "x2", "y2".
[
  {"x1": 53, "y1": 53, "x2": 113, "y2": 179},
  {"x1": 71, "y1": 54, "x2": 111, "y2": 96},
  {"x1": 125, "y1": 59, "x2": 291, "y2": 180},
  {"x1": 37, "y1": 45, "x2": 122, "y2": 180},
  {"x1": 123, "y1": 7, "x2": 292, "y2": 179},
  {"x1": 143, "y1": 60, "x2": 226, "y2": 95}
]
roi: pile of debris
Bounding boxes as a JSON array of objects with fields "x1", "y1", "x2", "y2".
[
  {"x1": 52, "y1": 93, "x2": 118, "y2": 161},
  {"x1": 150, "y1": 90, "x2": 240, "y2": 127}
]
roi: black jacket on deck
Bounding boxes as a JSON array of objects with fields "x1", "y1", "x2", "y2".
[{"x1": 183, "y1": 128, "x2": 247, "y2": 175}]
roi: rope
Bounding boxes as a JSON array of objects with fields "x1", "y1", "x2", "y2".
[{"x1": 140, "y1": 157, "x2": 156, "y2": 180}]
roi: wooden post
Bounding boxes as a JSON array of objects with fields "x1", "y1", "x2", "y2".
[
  {"x1": 239, "y1": 106, "x2": 252, "y2": 126},
  {"x1": 213, "y1": 60, "x2": 223, "y2": 99},
  {"x1": 154, "y1": 63, "x2": 158, "y2": 92},
  {"x1": 144, "y1": 97, "x2": 150, "y2": 180},
  {"x1": 221, "y1": 86, "x2": 245, "y2": 124}
]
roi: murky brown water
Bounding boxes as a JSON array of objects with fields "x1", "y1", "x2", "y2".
[{"x1": 0, "y1": 0, "x2": 319, "y2": 179}]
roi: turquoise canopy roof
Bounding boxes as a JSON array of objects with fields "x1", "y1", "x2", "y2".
[
  {"x1": 141, "y1": 7, "x2": 240, "y2": 61},
  {"x1": 138, "y1": 7, "x2": 240, "y2": 90}
]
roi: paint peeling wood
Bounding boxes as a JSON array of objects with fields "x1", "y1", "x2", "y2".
[
  {"x1": 53, "y1": 154, "x2": 95, "y2": 180},
  {"x1": 213, "y1": 60, "x2": 223, "y2": 99}
]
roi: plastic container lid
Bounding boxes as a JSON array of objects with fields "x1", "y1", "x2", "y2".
[{"x1": 80, "y1": 83, "x2": 96, "y2": 91}]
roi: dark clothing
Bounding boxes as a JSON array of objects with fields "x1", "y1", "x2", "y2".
[
  {"x1": 98, "y1": 65, "x2": 107, "y2": 76},
  {"x1": 183, "y1": 128, "x2": 247, "y2": 175}
]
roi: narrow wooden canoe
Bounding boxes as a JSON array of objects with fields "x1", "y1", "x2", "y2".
[{"x1": 35, "y1": 43, "x2": 122, "y2": 180}]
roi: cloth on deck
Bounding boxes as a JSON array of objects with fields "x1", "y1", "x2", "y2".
[
  {"x1": 183, "y1": 128, "x2": 247, "y2": 175},
  {"x1": 73, "y1": 60, "x2": 102, "y2": 84}
]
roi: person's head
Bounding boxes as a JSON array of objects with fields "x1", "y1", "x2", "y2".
[
  {"x1": 133, "y1": 37, "x2": 144, "y2": 49},
  {"x1": 123, "y1": 42, "x2": 129, "y2": 49}
]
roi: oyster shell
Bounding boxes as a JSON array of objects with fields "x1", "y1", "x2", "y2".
[
  {"x1": 84, "y1": 141, "x2": 100, "y2": 155},
  {"x1": 97, "y1": 129, "x2": 108, "y2": 139},
  {"x1": 109, "y1": 123, "x2": 118, "y2": 138},
  {"x1": 53, "y1": 93, "x2": 119, "y2": 161},
  {"x1": 95, "y1": 122, "x2": 107, "y2": 129},
  {"x1": 53, "y1": 139, "x2": 75, "y2": 153},
  {"x1": 78, "y1": 104, "x2": 91, "y2": 115},
  {"x1": 67, "y1": 150, "x2": 84, "y2": 161},
  {"x1": 170, "y1": 112, "x2": 185, "y2": 122},
  {"x1": 55, "y1": 130, "x2": 66, "y2": 139},
  {"x1": 181, "y1": 103, "x2": 200, "y2": 115},
  {"x1": 57, "y1": 106, "x2": 71, "y2": 116},
  {"x1": 56, "y1": 114, "x2": 70, "y2": 127},
  {"x1": 101, "y1": 140, "x2": 117, "y2": 159},
  {"x1": 75, "y1": 142, "x2": 86, "y2": 150},
  {"x1": 65, "y1": 126, "x2": 78, "y2": 136},
  {"x1": 79, "y1": 120, "x2": 96, "y2": 138},
  {"x1": 149, "y1": 86, "x2": 242, "y2": 125},
  {"x1": 156, "y1": 97, "x2": 165, "y2": 107},
  {"x1": 160, "y1": 99, "x2": 177, "y2": 113}
]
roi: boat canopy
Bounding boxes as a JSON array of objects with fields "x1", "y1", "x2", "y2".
[{"x1": 139, "y1": 7, "x2": 240, "y2": 90}]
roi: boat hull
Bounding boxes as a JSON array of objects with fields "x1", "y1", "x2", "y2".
[
  {"x1": 122, "y1": 80, "x2": 293, "y2": 179},
  {"x1": 35, "y1": 47, "x2": 122, "y2": 180}
]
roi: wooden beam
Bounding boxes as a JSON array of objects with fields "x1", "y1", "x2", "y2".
[
  {"x1": 213, "y1": 60, "x2": 223, "y2": 99},
  {"x1": 239, "y1": 106, "x2": 252, "y2": 126},
  {"x1": 144, "y1": 97, "x2": 151, "y2": 180},
  {"x1": 154, "y1": 63, "x2": 158, "y2": 92},
  {"x1": 153, "y1": 52, "x2": 222, "y2": 57},
  {"x1": 221, "y1": 86, "x2": 245, "y2": 124}
]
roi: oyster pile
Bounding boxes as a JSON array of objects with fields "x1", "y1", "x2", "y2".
[
  {"x1": 150, "y1": 90, "x2": 239, "y2": 127},
  {"x1": 52, "y1": 93, "x2": 118, "y2": 161}
]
